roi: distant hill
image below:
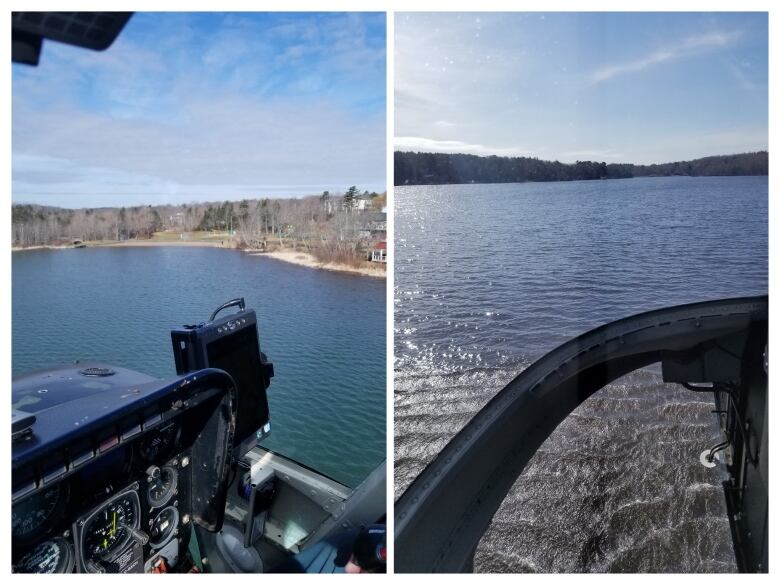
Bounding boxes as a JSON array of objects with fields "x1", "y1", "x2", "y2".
[{"x1": 394, "y1": 151, "x2": 768, "y2": 186}]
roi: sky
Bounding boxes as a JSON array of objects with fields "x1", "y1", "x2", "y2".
[
  {"x1": 12, "y1": 12, "x2": 386, "y2": 208},
  {"x1": 395, "y1": 12, "x2": 768, "y2": 165}
]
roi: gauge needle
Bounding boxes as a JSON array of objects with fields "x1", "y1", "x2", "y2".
[{"x1": 111, "y1": 511, "x2": 116, "y2": 536}]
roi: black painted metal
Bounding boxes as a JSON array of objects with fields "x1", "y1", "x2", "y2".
[
  {"x1": 12, "y1": 12, "x2": 132, "y2": 51},
  {"x1": 395, "y1": 296, "x2": 767, "y2": 573},
  {"x1": 721, "y1": 320, "x2": 768, "y2": 572}
]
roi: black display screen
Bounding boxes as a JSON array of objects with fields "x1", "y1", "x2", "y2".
[{"x1": 205, "y1": 325, "x2": 269, "y2": 447}]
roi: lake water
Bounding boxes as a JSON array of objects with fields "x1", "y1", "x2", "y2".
[
  {"x1": 12, "y1": 247, "x2": 386, "y2": 489},
  {"x1": 395, "y1": 176, "x2": 767, "y2": 572}
]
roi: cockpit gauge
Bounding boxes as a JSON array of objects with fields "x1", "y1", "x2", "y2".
[
  {"x1": 146, "y1": 465, "x2": 178, "y2": 508},
  {"x1": 11, "y1": 482, "x2": 67, "y2": 543},
  {"x1": 149, "y1": 506, "x2": 179, "y2": 549},
  {"x1": 80, "y1": 488, "x2": 140, "y2": 566},
  {"x1": 13, "y1": 537, "x2": 75, "y2": 574}
]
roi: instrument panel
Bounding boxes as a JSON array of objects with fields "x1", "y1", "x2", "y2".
[
  {"x1": 13, "y1": 341, "x2": 242, "y2": 574},
  {"x1": 12, "y1": 420, "x2": 191, "y2": 574},
  {"x1": 79, "y1": 486, "x2": 142, "y2": 572}
]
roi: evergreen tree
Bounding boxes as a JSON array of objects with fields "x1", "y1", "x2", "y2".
[{"x1": 343, "y1": 186, "x2": 358, "y2": 209}]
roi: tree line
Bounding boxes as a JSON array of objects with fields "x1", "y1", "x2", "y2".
[
  {"x1": 394, "y1": 151, "x2": 768, "y2": 185},
  {"x1": 12, "y1": 188, "x2": 386, "y2": 267},
  {"x1": 12, "y1": 204, "x2": 164, "y2": 247}
]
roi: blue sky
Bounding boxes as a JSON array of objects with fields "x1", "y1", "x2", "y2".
[
  {"x1": 395, "y1": 12, "x2": 767, "y2": 164},
  {"x1": 12, "y1": 12, "x2": 386, "y2": 207}
]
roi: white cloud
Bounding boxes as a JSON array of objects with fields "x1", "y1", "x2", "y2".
[
  {"x1": 590, "y1": 30, "x2": 742, "y2": 84},
  {"x1": 12, "y1": 152, "x2": 329, "y2": 208},
  {"x1": 13, "y1": 97, "x2": 385, "y2": 206},
  {"x1": 395, "y1": 136, "x2": 530, "y2": 157}
]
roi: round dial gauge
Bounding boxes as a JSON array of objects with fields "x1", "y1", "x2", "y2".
[
  {"x1": 149, "y1": 506, "x2": 179, "y2": 548},
  {"x1": 82, "y1": 493, "x2": 138, "y2": 561},
  {"x1": 147, "y1": 466, "x2": 178, "y2": 508},
  {"x1": 14, "y1": 538, "x2": 75, "y2": 574},
  {"x1": 12, "y1": 483, "x2": 66, "y2": 542}
]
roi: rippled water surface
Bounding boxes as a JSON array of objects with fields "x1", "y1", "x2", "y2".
[
  {"x1": 13, "y1": 247, "x2": 385, "y2": 488},
  {"x1": 395, "y1": 176, "x2": 767, "y2": 572}
]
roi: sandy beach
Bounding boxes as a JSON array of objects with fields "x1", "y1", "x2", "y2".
[
  {"x1": 12, "y1": 244, "x2": 73, "y2": 251},
  {"x1": 249, "y1": 249, "x2": 386, "y2": 278}
]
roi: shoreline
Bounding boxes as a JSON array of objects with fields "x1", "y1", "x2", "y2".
[
  {"x1": 12, "y1": 240, "x2": 386, "y2": 278},
  {"x1": 12, "y1": 244, "x2": 74, "y2": 251},
  {"x1": 12, "y1": 240, "x2": 231, "y2": 252},
  {"x1": 248, "y1": 249, "x2": 386, "y2": 278},
  {"x1": 96, "y1": 239, "x2": 233, "y2": 248},
  {"x1": 394, "y1": 174, "x2": 768, "y2": 188}
]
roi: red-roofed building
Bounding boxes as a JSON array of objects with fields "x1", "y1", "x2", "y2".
[{"x1": 369, "y1": 240, "x2": 387, "y2": 263}]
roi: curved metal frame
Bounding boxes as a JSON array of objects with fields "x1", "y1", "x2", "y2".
[{"x1": 395, "y1": 296, "x2": 767, "y2": 572}]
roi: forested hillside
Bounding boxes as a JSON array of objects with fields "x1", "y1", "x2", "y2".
[{"x1": 394, "y1": 151, "x2": 768, "y2": 185}]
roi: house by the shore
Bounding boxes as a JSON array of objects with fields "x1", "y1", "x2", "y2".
[{"x1": 369, "y1": 240, "x2": 387, "y2": 263}]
